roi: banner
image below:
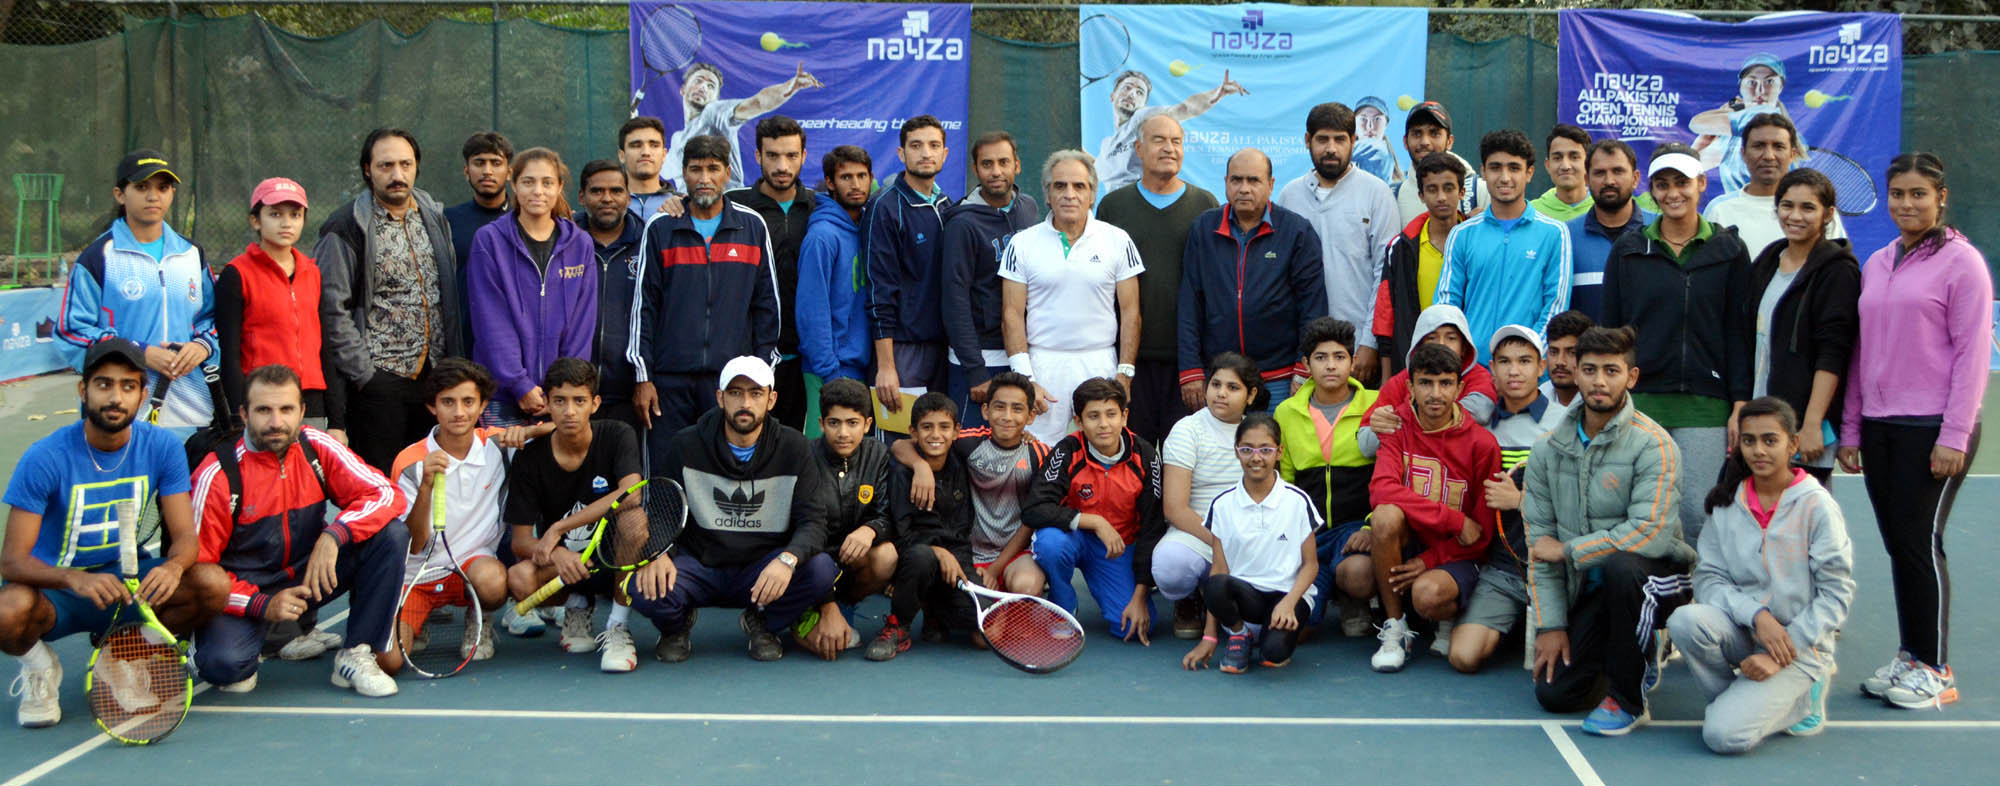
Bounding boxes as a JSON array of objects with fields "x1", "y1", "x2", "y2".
[
  {"x1": 1079, "y1": 4, "x2": 1427, "y2": 198},
  {"x1": 628, "y1": 1, "x2": 971, "y2": 194},
  {"x1": 1559, "y1": 10, "x2": 1902, "y2": 254},
  {"x1": 0, "y1": 287, "x2": 67, "y2": 382}
]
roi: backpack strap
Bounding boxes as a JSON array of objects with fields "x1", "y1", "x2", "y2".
[
  {"x1": 216, "y1": 442, "x2": 245, "y2": 524},
  {"x1": 297, "y1": 432, "x2": 335, "y2": 502}
]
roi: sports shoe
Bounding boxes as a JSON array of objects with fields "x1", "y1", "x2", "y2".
[
  {"x1": 104, "y1": 658, "x2": 161, "y2": 714},
  {"x1": 1581, "y1": 696, "x2": 1648, "y2": 736},
  {"x1": 739, "y1": 609, "x2": 785, "y2": 661},
  {"x1": 1883, "y1": 662, "x2": 1957, "y2": 709},
  {"x1": 12, "y1": 655, "x2": 60, "y2": 728},
  {"x1": 1338, "y1": 597, "x2": 1373, "y2": 638},
  {"x1": 1861, "y1": 651, "x2": 1914, "y2": 698},
  {"x1": 215, "y1": 673, "x2": 258, "y2": 694},
  {"x1": 331, "y1": 645, "x2": 398, "y2": 698},
  {"x1": 1173, "y1": 597, "x2": 1204, "y2": 640},
  {"x1": 278, "y1": 627, "x2": 343, "y2": 661},
  {"x1": 1642, "y1": 637, "x2": 1668, "y2": 695},
  {"x1": 464, "y1": 612, "x2": 496, "y2": 662},
  {"x1": 1786, "y1": 675, "x2": 1830, "y2": 736},
  {"x1": 1371, "y1": 616, "x2": 1415, "y2": 673},
  {"x1": 504, "y1": 606, "x2": 548, "y2": 638},
  {"x1": 1219, "y1": 631, "x2": 1252, "y2": 674},
  {"x1": 653, "y1": 609, "x2": 696, "y2": 663},
  {"x1": 1430, "y1": 619, "x2": 1455, "y2": 657},
  {"x1": 865, "y1": 621, "x2": 912, "y2": 662},
  {"x1": 598, "y1": 623, "x2": 638, "y2": 673},
  {"x1": 560, "y1": 601, "x2": 598, "y2": 653}
]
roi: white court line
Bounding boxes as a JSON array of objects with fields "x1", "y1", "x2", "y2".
[
  {"x1": 3, "y1": 609, "x2": 349, "y2": 786},
  {"x1": 1541, "y1": 721, "x2": 1607, "y2": 786}
]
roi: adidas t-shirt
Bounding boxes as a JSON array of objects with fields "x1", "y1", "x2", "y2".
[
  {"x1": 1205, "y1": 479, "x2": 1322, "y2": 602},
  {"x1": 503, "y1": 420, "x2": 642, "y2": 552},
  {"x1": 955, "y1": 433, "x2": 1039, "y2": 563},
  {"x1": 997, "y1": 218, "x2": 1144, "y2": 352}
]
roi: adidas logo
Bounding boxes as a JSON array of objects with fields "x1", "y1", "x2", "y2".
[
  {"x1": 712, "y1": 486, "x2": 768, "y2": 529},
  {"x1": 1277, "y1": 533, "x2": 1288, "y2": 541},
  {"x1": 728, "y1": 248, "x2": 740, "y2": 257}
]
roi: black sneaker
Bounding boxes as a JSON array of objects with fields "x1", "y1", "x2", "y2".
[
  {"x1": 1173, "y1": 597, "x2": 1204, "y2": 640},
  {"x1": 740, "y1": 609, "x2": 784, "y2": 662},
  {"x1": 654, "y1": 609, "x2": 696, "y2": 663},
  {"x1": 865, "y1": 622, "x2": 912, "y2": 662}
]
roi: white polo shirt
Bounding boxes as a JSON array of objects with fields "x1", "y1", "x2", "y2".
[
  {"x1": 1205, "y1": 479, "x2": 1322, "y2": 602},
  {"x1": 394, "y1": 427, "x2": 510, "y2": 583},
  {"x1": 997, "y1": 217, "x2": 1144, "y2": 352}
]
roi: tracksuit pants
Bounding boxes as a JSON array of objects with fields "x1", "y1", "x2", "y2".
[
  {"x1": 625, "y1": 548, "x2": 838, "y2": 634},
  {"x1": 1023, "y1": 346, "x2": 1114, "y2": 446},
  {"x1": 1534, "y1": 551, "x2": 1689, "y2": 715},
  {"x1": 643, "y1": 372, "x2": 717, "y2": 472},
  {"x1": 947, "y1": 361, "x2": 1011, "y2": 430},
  {"x1": 1666, "y1": 603, "x2": 1821, "y2": 754},
  {"x1": 888, "y1": 543, "x2": 978, "y2": 634},
  {"x1": 1032, "y1": 526, "x2": 1151, "y2": 638},
  {"x1": 1127, "y1": 359, "x2": 1190, "y2": 448},
  {"x1": 192, "y1": 519, "x2": 410, "y2": 684},
  {"x1": 1203, "y1": 574, "x2": 1309, "y2": 665},
  {"x1": 1669, "y1": 426, "x2": 1727, "y2": 542},
  {"x1": 1859, "y1": 419, "x2": 1978, "y2": 667}
]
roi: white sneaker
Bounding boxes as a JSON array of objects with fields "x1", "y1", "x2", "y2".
[
  {"x1": 1371, "y1": 616, "x2": 1416, "y2": 673},
  {"x1": 598, "y1": 624, "x2": 638, "y2": 673},
  {"x1": 215, "y1": 673, "x2": 258, "y2": 694},
  {"x1": 1883, "y1": 663, "x2": 1957, "y2": 710},
  {"x1": 1430, "y1": 620, "x2": 1455, "y2": 657},
  {"x1": 278, "y1": 627, "x2": 344, "y2": 661},
  {"x1": 104, "y1": 658, "x2": 161, "y2": 714},
  {"x1": 1861, "y1": 651, "x2": 1915, "y2": 698},
  {"x1": 1338, "y1": 597, "x2": 1373, "y2": 638},
  {"x1": 330, "y1": 645, "x2": 399, "y2": 698},
  {"x1": 560, "y1": 602, "x2": 599, "y2": 653},
  {"x1": 502, "y1": 605, "x2": 548, "y2": 638},
  {"x1": 11, "y1": 654, "x2": 60, "y2": 728},
  {"x1": 462, "y1": 612, "x2": 496, "y2": 662}
]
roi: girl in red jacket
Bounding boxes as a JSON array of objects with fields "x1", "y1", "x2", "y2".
[{"x1": 217, "y1": 178, "x2": 338, "y2": 433}]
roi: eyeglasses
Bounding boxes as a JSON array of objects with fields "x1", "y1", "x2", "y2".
[{"x1": 1234, "y1": 446, "x2": 1278, "y2": 458}]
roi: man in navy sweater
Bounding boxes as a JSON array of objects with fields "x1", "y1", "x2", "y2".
[
  {"x1": 942, "y1": 130, "x2": 1039, "y2": 429},
  {"x1": 866, "y1": 115, "x2": 955, "y2": 431}
]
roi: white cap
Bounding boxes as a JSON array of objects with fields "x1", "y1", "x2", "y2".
[
  {"x1": 717, "y1": 356, "x2": 775, "y2": 390},
  {"x1": 1647, "y1": 152, "x2": 1703, "y2": 180},
  {"x1": 1488, "y1": 324, "x2": 1545, "y2": 359}
]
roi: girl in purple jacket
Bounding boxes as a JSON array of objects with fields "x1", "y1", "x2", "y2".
[{"x1": 466, "y1": 148, "x2": 598, "y2": 426}]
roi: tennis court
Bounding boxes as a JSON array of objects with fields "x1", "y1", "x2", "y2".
[{"x1": 0, "y1": 374, "x2": 1994, "y2": 786}]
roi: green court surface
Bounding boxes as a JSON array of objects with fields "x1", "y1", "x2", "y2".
[{"x1": 0, "y1": 372, "x2": 1994, "y2": 785}]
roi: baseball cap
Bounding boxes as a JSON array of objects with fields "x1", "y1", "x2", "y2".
[
  {"x1": 83, "y1": 337, "x2": 148, "y2": 377},
  {"x1": 1739, "y1": 53, "x2": 1787, "y2": 81},
  {"x1": 249, "y1": 177, "x2": 309, "y2": 211},
  {"x1": 717, "y1": 356, "x2": 775, "y2": 390},
  {"x1": 1355, "y1": 95, "x2": 1389, "y2": 114},
  {"x1": 115, "y1": 150, "x2": 179, "y2": 186},
  {"x1": 1647, "y1": 142, "x2": 1704, "y2": 180},
  {"x1": 1488, "y1": 324, "x2": 1546, "y2": 359},
  {"x1": 1406, "y1": 101, "x2": 1451, "y2": 132}
]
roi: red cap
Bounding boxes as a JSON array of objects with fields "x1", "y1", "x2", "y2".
[{"x1": 249, "y1": 177, "x2": 308, "y2": 210}]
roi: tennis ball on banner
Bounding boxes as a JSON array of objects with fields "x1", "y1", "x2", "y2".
[
  {"x1": 1397, "y1": 94, "x2": 1418, "y2": 111},
  {"x1": 1803, "y1": 89, "x2": 1851, "y2": 109},
  {"x1": 1168, "y1": 59, "x2": 1197, "y2": 77},
  {"x1": 760, "y1": 32, "x2": 807, "y2": 51}
]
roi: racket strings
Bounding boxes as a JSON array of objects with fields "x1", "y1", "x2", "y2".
[
  {"x1": 983, "y1": 599, "x2": 1084, "y2": 672},
  {"x1": 604, "y1": 487, "x2": 686, "y2": 569},
  {"x1": 89, "y1": 628, "x2": 187, "y2": 743},
  {"x1": 642, "y1": 7, "x2": 701, "y2": 72},
  {"x1": 1078, "y1": 17, "x2": 1130, "y2": 79},
  {"x1": 401, "y1": 566, "x2": 479, "y2": 678}
]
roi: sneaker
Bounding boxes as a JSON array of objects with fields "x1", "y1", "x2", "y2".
[
  {"x1": 331, "y1": 645, "x2": 398, "y2": 698},
  {"x1": 1219, "y1": 631, "x2": 1252, "y2": 674},
  {"x1": 739, "y1": 608, "x2": 786, "y2": 661},
  {"x1": 1338, "y1": 597, "x2": 1373, "y2": 638},
  {"x1": 1430, "y1": 620, "x2": 1455, "y2": 658},
  {"x1": 653, "y1": 609, "x2": 697, "y2": 663},
  {"x1": 1581, "y1": 696, "x2": 1648, "y2": 736},
  {"x1": 1787, "y1": 675, "x2": 1830, "y2": 736},
  {"x1": 560, "y1": 602, "x2": 598, "y2": 653},
  {"x1": 215, "y1": 673, "x2": 258, "y2": 694},
  {"x1": 104, "y1": 658, "x2": 161, "y2": 714},
  {"x1": 1370, "y1": 616, "x2": 1415, "y2": 673},
  {"x1": 865, "y1": 622, "x2": 913, "y2": 662},
  {"x1": 11, "y1": 655, "x2": 60, "y2": 728},
  {"x1": 1883, "y1": 662, "x2": 1957, "y2": 709},
  {"x1": 1861, "y1": 651, "x2": 1914, "y2": 698},
  {"x1": 278, "y1": 627, "x2": 343, "y2": 661},
  {"x1": 504, "y1": 606, "x2": 547, "y2": 638},
  {"x1": 1642, "y1": 637, "x2": 1668, "y2": 695},
  {"x1": 598, "y1": 623, "x2": 638, "y2": 673},
  {"x1": 464, "y1": 612, "x2": 496, "y2": 662},
  {"x1": 1173, "y1": 597, "x2": 1204, "y2": 640}
]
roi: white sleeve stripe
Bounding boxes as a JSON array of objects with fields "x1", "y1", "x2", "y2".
[{"x1": 308, "y1": 430, "x2": 395, "y2": 529}]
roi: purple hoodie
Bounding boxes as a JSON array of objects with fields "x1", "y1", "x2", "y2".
[
  {"x1": 1840, "y1": 229, "x2": 1991, "y2": 452},
  {"x1": 466, "y1": 211, "x2": 598, "y2": 405}
]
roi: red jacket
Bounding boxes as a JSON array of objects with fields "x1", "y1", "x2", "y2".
[
  {"x1": 1370, "y1": 401, "x2": 1501, "y2": 569},
  {"x1": 217, "y1": 244, "x2": 326, "y2": 401},
  {"x1": 1021, "y1": 429, "x2": 1167, "y2": 586},
  {"x1": 194, "y1": 427, "x2": 404, "y2": 618}
]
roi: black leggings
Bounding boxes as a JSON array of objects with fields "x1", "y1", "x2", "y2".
[
  {"x1": 1859, "y1": 419, "x2": 1978, "y2": 667},
  {"x1": 1202, "y1": 574, "x2": 1309, "y2": 665}
]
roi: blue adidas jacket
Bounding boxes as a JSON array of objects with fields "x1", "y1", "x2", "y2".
[
  {"x1": 627, "y1": 203, "x2": 781, "y2": 381},
  {"x1": 942, "y1": 189, "x2": 1039, "y2": 382},
  {"x1": 795, "y1": 198, "x2": 872, "y2": 382},
  {"x1": 1176, "y1": 205, "x2": 1328, "y2": 386},
  {"x1": 864, "y1": 173, "x2": 955, "y2": 343},
  {"x1": 1435, "y1": 203, "x2": 1573, "y2": 363},
  {"x1": 59, "y1": 219, "x2": 216, "y2": 426}
]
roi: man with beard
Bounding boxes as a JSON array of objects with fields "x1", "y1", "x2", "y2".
[
  {"x1": 663, "y1": 62, "x2": 823, "y2": 191},
  {"x1": 797, "y1": 146, "x2": 875, "y2": 396},
  {"x1": 1395, "y1": 101, "x2": 1488, "y2": 223},
  {"x1": 942, "y1": 131, "x2": 1039, "y2": 429},
  {"x1": 577, "y1": 160, "x2": 645, "y2": 434},
  {"x1": 191, "y1": 364, "x2": 409, "y2": 697},
  {"x1": 867, "y1": 116, "x2": 955, "y2": 429},
  {"x1": 1565, "y1": 140, "x2": 1654, "y2": 321},
  {"x1": 444, "y1": 132, "x2": 513, "y2": 285},
  {"x1": 1, "y1": 339, "x2": 228, "y2": 729},
  {"x1": 629, "y1": 134, "x2": 781, "y2": 471},
  {"x1": 317, "y1": 128, "x2": 465, "y2": 472},
  {"x1": 1094, "y1": 69, "x2": 1247, "y2": 195},
  {"x1": 1275, "y1": 102, "x2": 1398, "y2": 386},
  {"x1": 627, "y1": 356, "x2": 839, "y2": 662},
  {"x1": 619, "y1": 117, "x2": 675, "y2": 219},
  {"x1": 727, "y1": 117, "x2": 816, "y2": 431},
  {"x1": 1538, "y1": 310, "x2": 1594, "y2": 408}
]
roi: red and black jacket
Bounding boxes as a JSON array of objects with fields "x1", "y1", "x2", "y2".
[
  {"x1": 628, "y1": 202, "x2": 782, "y2": 381},
  {"x1": 1176, "y1": 204, "x2": 1328, "y2": 387},
  {"x1": 193, "y1": 427, "x2": 404, "y2": 618},
  {"x1": 1021, "y1": 428, "x2": 1167, "y2": 588}
]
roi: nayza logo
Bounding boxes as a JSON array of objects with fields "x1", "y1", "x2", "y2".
[
  {"x1": 868, "y1": 10, "x2": 964, "y2": 62},
  {"x1": 1213, "y1": 8, "x2": 1291, "y2": 51},
  {"x1": 1809, "y1": 22, "x2": 1888, "y2": 67}
]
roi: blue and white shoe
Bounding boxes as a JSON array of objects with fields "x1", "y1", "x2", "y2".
[
  {"x1": 504, "y1": 606, "x2": 548, "y2": 638},
  {"x1": 1786, "y1": 675, "x2": 1830, "y2": 736},
  {"x1": 1580, "y1": 697, "x2": 1648, "y2": 736},
  {"x1": 1219, "y1": 630, "x2": 1252, "y2": 674}
]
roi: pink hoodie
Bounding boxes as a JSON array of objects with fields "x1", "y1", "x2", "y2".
[{"x1": 1840, "y1": 230, "x2": 1992, "y2": 452}]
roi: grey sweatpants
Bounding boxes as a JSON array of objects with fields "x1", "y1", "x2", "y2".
[
  {"x1": 1669, "y1": 426, "x2": 1727, "y2": 542},
  {"x1": 1666, "y1": 603, "x2": 1820, "y2": 755}
]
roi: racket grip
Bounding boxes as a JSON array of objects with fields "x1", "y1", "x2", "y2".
[
  {"x1": 514, "y1": 576, "x2": 569, "y2": 615},
  {"x1": 431, "y1": 473, "x2": 448, "y2": 532}
]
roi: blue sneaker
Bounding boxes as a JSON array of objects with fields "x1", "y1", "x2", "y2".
[
  {"x1": 1218, "y1": 631, "x2": 1252, "y2": 674},
  {"x1": 1786, "y1": 676, "x2": 1829, "y2": 736},
  {"x1": 1580, "y1": 697, "x2": 1648, "y2": 737}
]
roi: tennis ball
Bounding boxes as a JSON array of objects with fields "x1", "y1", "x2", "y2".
[
  {"x1": 761, "y1": 32, "x2": 783, "y2": 52},
  {"x1": 1168, "y1": 59, "x2": 1194, "y2": 77},
  {"x1": 1397, "y1": 94, "x2": 1418, "y2": 111}
]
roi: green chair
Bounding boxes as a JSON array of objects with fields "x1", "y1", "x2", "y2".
[{"x1": 11, "y1": 173, "x2": 63, "y2": 286}]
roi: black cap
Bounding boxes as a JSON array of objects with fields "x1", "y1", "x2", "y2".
[
  {"x1": 1407, "y1": 101, "x2": 1452, "y2": 133},
  {"x1": 83, "y1": 337, "x2": 148, "y2": 376},
  {"x1": 115, "y1": 150, "x2": 180, "y2": 187}
]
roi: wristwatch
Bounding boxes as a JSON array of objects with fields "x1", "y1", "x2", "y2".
[
  {"x1": 777, "y1": 552, "x2": 799, "y2": 569},
  {"x1": 1116, "y1": 363, "x2": 1137, "y2": 378}
]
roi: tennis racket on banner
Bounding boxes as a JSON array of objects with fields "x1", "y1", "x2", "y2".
[
  {"x1": 85, "y1": 500, "x2": 191, "y2": 745},
  {"x1": 957, "y1": 580, "x2": 1085, "y2": 674},
  {"x1": 1078, "y1": 13, "x2": 1131, "y2": 88},
  {"x1": 1804, "y1": 147, "x2": 1877, "y2": 215},
  {"x1": 514, "y1": 477, "x2": 687, "y2": 614},
  {"x1": 394, "y1": 473, "x2": 482, "y2": 679},
  {"x1": 629, "y1": 3, "x2": 702, "y2": 117}
]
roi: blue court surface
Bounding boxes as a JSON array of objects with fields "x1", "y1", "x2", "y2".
[{"x1": 1, "y1": 479, "x2": 1995, "y2": 786}]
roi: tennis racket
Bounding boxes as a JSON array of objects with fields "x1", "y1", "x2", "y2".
[
  {"x1": 629, "y1": 4, "x2": 702, "y2": 118},
  {"x1": 1078, "y1": 14, "x2": 1131, "y2": 88},
  {"x1": 128, "y1": 372, "x2": 172, "y2": 555},
  {"x1": 84, "y1": 500, "x2": 190, "y2": 745},
  {"x1": 1803, "y1": 147, "x2": 1876, "y2": 215},
  {"x1": 957, "y1": 580, "x2": 1085, "y2": 674},
  {"x1": 514, "y1": 477, "x2": 687, "y2": 614},
  {"x1": 395, "y1": 473, "x2": 482, "y2": 679}
]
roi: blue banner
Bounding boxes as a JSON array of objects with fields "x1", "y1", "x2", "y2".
[
  {"x1": 1558, "y1": 10, "x2": 1902, "y2": 255},
  {"x1": 0, "y1": 286, "x2": 66, "y2": 382},
  {"x1": 1079, "y1": 4, "x2": 1427, "y2": 198},
  {"x1": 628, "y1": 1, "x2": 971, "y2": 194}
]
